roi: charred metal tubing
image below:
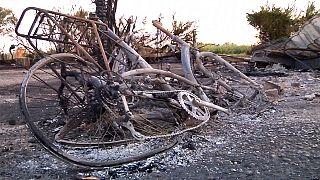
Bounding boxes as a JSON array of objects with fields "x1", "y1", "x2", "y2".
[
  {"x1": 195, "y1": 52, "x2": 260, "y2": 88},
  {"x1": 122, "y1": 68, "x2": 228, "y2": 113},
  {"x1": 121, "y1": 94, "x2": 130, "y2": 112},
  {"x1": 91, "y1": 22, "x2": 111, "y2": 71},
  {"x1": 152, "y1": 20, "x2": 174, "y2": 39},
  {"x1": 152, "y1": 20, "x2": 197, "y2": 84},
  {"x1": 52, "y1": 18, "x2": 104, "y2": 71},
  {"x1": 192, "y1": 98, "x2": 229, "y2": 114},
  {"x1": 152, "y1": 20, "x2": 210, "y2": 103},
  {"x1": 194, "y1": 52, "x2": 234, "y2": 92},
  {"x1": 105, "y1": 28, "x2": 175, "y2": 91},
  {"x1": 15, "y1": 7, "x2": 108, "y2": 37},
  {"x1": 123, "y1": 69, "x2": 228, "y2": 113},
  {"x1": 105, "y1": 29, "x2": 152, "y2": 69},
  {"x1": 16, "y1": 8, "x2": 79, "y2": 45},
  {"x1": 152, "y1": 20, "x2": 192, "y2": 46},
  {"x1": 121, "y1": 68, "x2": 199, "y2": 87},
  {"x1": 181, "y1": 43, "x2": 198, "y2": 83}
]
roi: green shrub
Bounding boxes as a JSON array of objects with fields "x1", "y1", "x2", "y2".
[
  {"x1": 246, "y1": 1, "x2": 319, "y2": 43},
  {"x1": 199, "y1": 43, "x2": 252, "y2": 56}
]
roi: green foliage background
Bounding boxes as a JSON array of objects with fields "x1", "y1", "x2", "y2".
[
  {"x1": 199, "y1": 43, "x2": 251, "y2": 56},
  {"x1": 0, "y1": 7, "x2": 17, "y2": 36},
  {"x1": 246, "y1": 1, "x2": 319, "y2": 43}
]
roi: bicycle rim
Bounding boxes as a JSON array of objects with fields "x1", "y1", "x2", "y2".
[{"x1": 19, "y1": 53, "x2": 178, "y2": 168}]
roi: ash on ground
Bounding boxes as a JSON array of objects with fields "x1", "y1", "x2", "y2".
[{"x1": 1, "y1": 68, "x2": 320, "y2": 179}]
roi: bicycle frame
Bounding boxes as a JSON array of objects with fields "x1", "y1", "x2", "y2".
[
  {"x1": 16, "y1": 7, "x2": 232, "y2": 114},
  {"x1": 17, "y1": 7, "x2": 263, "y2": 167}
]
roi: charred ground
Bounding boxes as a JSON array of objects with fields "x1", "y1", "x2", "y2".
[{"x1": 0, "y1": 66, "x2": 319, "y2": 179}]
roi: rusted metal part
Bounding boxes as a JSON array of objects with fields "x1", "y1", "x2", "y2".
[
  {"x1": 263, "y1": 81, "x2": 284, "y2": 96},
  {"x1": 91, "y1": 23, "x2": 111, "y2": 71}
]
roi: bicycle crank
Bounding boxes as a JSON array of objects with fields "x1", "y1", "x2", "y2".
[{"x1": 177, "y1": 91, "x2": 230, "y2": 121}]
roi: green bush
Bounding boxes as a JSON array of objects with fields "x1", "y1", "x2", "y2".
[
  {"x1": 199, "y1": 43, "x2": 252, "y2": 56},
  {"x1": 246, "y1": 1, "x2": 319, "y2": 43}
]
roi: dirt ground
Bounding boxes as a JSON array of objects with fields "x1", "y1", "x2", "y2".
[{"x1": 0, "y1": 66, "x2": 320, "y2": 179}]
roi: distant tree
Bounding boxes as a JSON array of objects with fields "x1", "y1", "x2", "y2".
[
  {"x1": 0, "y1": 7, "x2": 18, "y2": 58},
  {"x1": 0, "y1": 7, "x2": 17, "y2": 36},
  {"x1": 246, "y1": 4, "x2": 298, "y2": 43},
  {"x1": 297, "y1": 1, "x2": 320, "y2": 26},
  {"x1": 73, "y1": 7, "x2": 89, "y2": 18},
  {"x1": 246, "y1": 1, "x2": 319, "y2": 43},
  {"x1": 171, "y1": 14, "x2": 197, "y2": 47}
]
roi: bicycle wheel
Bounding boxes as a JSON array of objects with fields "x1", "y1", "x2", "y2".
[{"x1": 20, "y1": 53, "x2": 178, "y2": 168}]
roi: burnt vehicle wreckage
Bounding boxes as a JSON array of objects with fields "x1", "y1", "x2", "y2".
[
  {"x1": 15, "y1": 7, "x2": 266, "y2": 168},
  {"x1": 251, "y1": 14, "x2": 320, "y2": 70}
]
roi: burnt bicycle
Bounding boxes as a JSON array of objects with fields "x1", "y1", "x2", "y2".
[{"x1": 17, "y1": 7, "x2": 261, "y2": 167}]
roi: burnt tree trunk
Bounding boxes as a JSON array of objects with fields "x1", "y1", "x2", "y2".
[{"x1": 94, "y1": 0, "x2": 118, "y2": 68}]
